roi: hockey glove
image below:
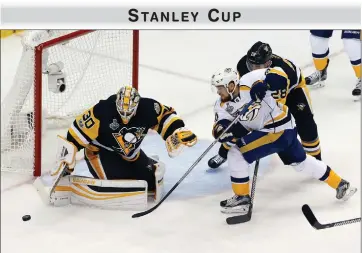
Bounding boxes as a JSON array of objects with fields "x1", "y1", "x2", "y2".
[
  {"x1": 212, "y1": 119, "x2": 236, "y2": 143},
  {"x1": 250, "y1": 80, "x2": 268, "y2": 102},
  {"x1": 166, "y1": 127, "x2": 197, "y2": 157}
]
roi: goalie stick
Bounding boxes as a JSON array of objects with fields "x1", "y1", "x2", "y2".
[
  {"x1": 132, "y1": 101, "x2": 255, "y2": 219},
  {"x1": 301, "y1": 204, "x2": 361, "y2": 230},
  {"x1": 225, "y1": 159, "x2": 259, "y2": 225}
]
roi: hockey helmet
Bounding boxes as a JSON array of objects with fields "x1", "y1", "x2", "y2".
[
  {"x1": 116, "y1": 85, "x2": 140, "y2": 124},
  {"x1": 246, "y1": 41, "x2": 272, "y2": 66},
  {"x1": 211, "y1": 68, "x2": 239, "y2": 99},
  {"x1": 211, "y1": 67, "x2": 239, "y2": 88}
]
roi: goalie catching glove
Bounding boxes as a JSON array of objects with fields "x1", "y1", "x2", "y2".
[{"x1": 165, "y1": 127, "x2": 197, "y2": 157}]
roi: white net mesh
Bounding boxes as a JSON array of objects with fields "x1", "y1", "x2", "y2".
[{"x1": 1, "y1": 30, "x2": 137, "y2": 175}]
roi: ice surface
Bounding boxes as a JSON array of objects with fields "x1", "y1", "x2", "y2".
[{"x1": 1, "y1": 30, "x2": 360, "y2": 253}]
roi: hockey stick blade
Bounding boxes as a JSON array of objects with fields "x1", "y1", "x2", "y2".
[
  {"x1": 301, "y1": 204, "x2": 322, "y2": 229},
  {"x1": 132, "y1": 206, "x2": 156, "y2": 218},
  {"x1": 131, "y1": 183, "x2": 177, "y2": 218},
  {"x1": 132, "y1": 101, "x2": 255, "y2": 219},
  {"x1": 302, "y1": 204, "x2": 361, "y2": 230},
  {"x1": 226, "y1": 208, "x2": 252, "y2": 225}
]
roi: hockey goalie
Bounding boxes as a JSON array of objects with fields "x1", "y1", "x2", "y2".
[{"x1": 34, "y1": 85, "x2": 197, "y2": 210}]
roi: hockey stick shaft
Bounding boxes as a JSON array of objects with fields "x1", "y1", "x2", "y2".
[
  {"x1": 249, "y1": 159, "x2": 260, "y2": 211},
  {"x1": 132, "y1": 101, "x2": 255, "y2": 218},
  {"x1": 327, "y1": 217, "x2": 362, "y2": 228},
  {"x1": 226, "y1": 159, "x2": 259, "y2": 224},
  {"x1": 322, "y1": 217, "x2": 362, "y2": 229},
  {"x1": 50, "y1": 163, "x2": 68, "y2": 196}
]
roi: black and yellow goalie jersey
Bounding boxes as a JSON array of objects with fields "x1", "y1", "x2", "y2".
[
  {"x1": 67, "y1": 94, "x2": 185, "y2": 160},
  {"x1": 236, "y1": 53, "x2": 306, "y2": 104}
]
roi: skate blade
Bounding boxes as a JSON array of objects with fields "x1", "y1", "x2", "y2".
[
  {"x1": 342, "y1": 187, "x2": 357, "y2": 201},
  {"x1": 220, "y1": 205, "x2": 249, "y2": 214},
  {"x1": 353, "y1": 95, "x2": 361, "y2": 102},
  {"x1": 206, "y1": 167, "x2": 221, "y2": 173},
  {"x1": 307, "y1": 79, "x2": 326, "y2": 89}
]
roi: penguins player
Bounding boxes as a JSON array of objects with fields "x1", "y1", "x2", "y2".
[
  {"x1": 34, "y1": 85, "x2": 197, "y2": 210},
  {"x1": 208, "y1": 41, "x2": 322, "y2": 169}
]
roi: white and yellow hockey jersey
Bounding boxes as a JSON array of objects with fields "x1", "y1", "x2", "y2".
[{"x1": 213, "y1": 68, "x2": 296, "y2": 135}]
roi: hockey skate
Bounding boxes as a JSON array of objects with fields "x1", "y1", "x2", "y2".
[
  {"x1": 207, "y1": 154, "x2": 226, "y2": 169},
  {"x1": 220, "y1": 195, "x2": 251, "y2": 214},
  {"x1": 336, "y1": 179, "x2": 357, "y2": 201},
  {"x1": 305, "y1": 60, "x2": 329, "y2": 88},
  {"x1": 352, "y1": 78, "x2": 361, "y2": 101}
]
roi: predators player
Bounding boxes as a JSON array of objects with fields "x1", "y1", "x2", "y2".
[
  {"x1": 34, "y1": 85, "x2": 197, "y2": 210},
  {"x1": 208, "y1": 41, "x2": 322, "y2": 170},
  {"x1": 211, "y1": 67, "x2": 357, "y2": 214},
  {"x1": 306, "y1": 30, "x2": 361, "y2": 100}
]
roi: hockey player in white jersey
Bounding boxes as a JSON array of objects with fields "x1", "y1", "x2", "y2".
[
  {"x1": 211, "y1": 67, "x2": 357, "y2": 214},
  {"x1": 209, "y1": 41, "x2": 322, "y2": 170}
]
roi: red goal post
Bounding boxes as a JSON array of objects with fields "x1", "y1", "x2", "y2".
[{"x1": 1, "y1": 30, "x2": 140, "y2": 177}]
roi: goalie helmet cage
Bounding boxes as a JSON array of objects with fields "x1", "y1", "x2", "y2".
[{"x1": 1, "y1": 30, "x2": 139, "y2": 177}]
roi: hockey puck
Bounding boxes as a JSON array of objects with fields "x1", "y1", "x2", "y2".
[{"x1": 22, "y1": 215, "x2": 31, "y2": 222}]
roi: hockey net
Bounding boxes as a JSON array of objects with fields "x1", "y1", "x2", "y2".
[{"x1": 1, "y1": 30, "x2": 139, "y2": 177}]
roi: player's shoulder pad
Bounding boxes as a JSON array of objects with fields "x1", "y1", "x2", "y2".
[
  {"x1": 271, "y1": 54, "x2": 298, "y2": 72},
  {"x1": 265, "y1": 66, "x2": 288, "y2": 79},
  {"x1": 92, "y1": 94, "x2": 117, "y2": 118},
  {"x1": 240, "y1": 68, "x2": 267, "y2": 88},
  {"x1": 265, "y1": 67, "x2": 289, "y2": 91},
  {"x1": 271, "y1": 53, "x2": 282, "y2": 62},
  {"x1": 138, "y1": 97, "x2": 164, "y2": 117}
]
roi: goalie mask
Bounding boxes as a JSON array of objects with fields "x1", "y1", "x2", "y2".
[
  {"x1": 116, "y1": 86, "x2": 140, "y2": 124},
  {"x1": 211, "y1": 68, "x2": 240, "y2": 100}
]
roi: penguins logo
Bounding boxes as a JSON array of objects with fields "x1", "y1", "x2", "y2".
[{"x1": 112, "y1": 127, "x2": 146, "y2": 156}]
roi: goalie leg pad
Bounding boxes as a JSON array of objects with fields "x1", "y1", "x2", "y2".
[
  {"x1": 37, "y1": 135, "x2": 78, "y2": 201},
  {"x1": 51, "y1": 176, "x2": 72, "y2": 206},
  {"x1": 33, "y1": 173, "x2": 72, "y2": 206},
  {"x1": 66, "y1": 176, "x2": 148, "y2": 210},
  {"x1": 67, "y1": 176, "x2": 148, "y2": 210},
  {"x1": 34, "y1": 175, "x2": 148, "y2": 210}
]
